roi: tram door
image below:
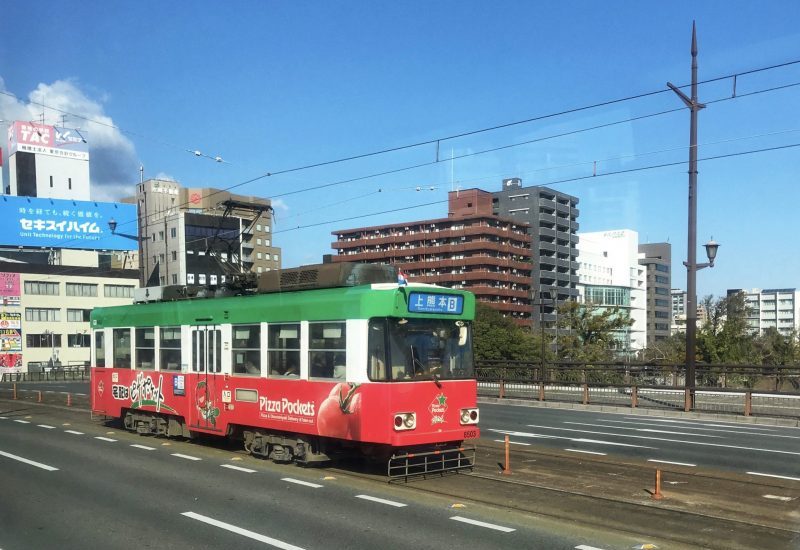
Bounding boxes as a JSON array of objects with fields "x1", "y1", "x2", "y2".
[{"x1": 189, "y1": 325, "x2": 222, "y2": 431}]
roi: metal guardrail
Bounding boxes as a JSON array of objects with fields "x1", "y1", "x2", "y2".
[
  {"x1": 476, "y1": 361, "x2": 800, "y2": 419},
  {"x1": 0, "y1": 364, "x2": 90, "y2": 383}
]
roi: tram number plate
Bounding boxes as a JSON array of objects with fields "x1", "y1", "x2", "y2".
[{"x1": 463, "y1": 430, "x2": 478, "y2": 439}]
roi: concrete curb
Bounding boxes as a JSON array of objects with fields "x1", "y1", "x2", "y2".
[{"x1": 478, "y1": 396, "x2": 800, "y2": 428}]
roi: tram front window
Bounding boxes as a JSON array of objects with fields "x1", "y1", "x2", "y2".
[{"x1": 368, "y1": 318, "x2": 473, "y2": 381}]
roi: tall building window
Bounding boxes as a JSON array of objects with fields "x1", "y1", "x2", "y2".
[
  {"x1": 66, "y1": 283, "x2": 98, "y2": 297},
  {"x1": 24, "y1": 281, "x2": 59, "y2": 295},
  {"x1": 25, "y1": 308, "x2": 60, "y2": 322},
  {"x1": 104, "y1": 285, "x2": 134, "y2": 298}
]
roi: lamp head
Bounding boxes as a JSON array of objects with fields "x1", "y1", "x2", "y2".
[
  {"x1": 704, "y1": 238, "x2": 719, "y2": 264},
  {"x1": 108, "y1": 218, "x2": 117, "y2": 234}
]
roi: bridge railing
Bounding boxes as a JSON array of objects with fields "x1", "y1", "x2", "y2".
[{"x1": 476, "y1": 361, "x2": 800, "y2": 419}]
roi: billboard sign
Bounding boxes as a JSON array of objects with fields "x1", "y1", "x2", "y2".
[
  {"x1": 0, "y1": 195, "x2": 138, "y2": 251},
  {"x1": 8, "y1": 121, "x2": 89, "y2": 161},
  {"x1": 0, "y1": 272, "x2": 20, "y2": 306}
]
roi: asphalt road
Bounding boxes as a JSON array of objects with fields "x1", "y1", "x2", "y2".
[
  {"x1": 480, "y1": 403, "x2": 800, "y2": 482},
  {"x1": 0, "y1": 406, "x2": 662, "y2": 550}
]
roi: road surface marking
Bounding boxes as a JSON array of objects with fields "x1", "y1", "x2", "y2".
[
  {"x1": 355, "y1": 495, "x2": 407, "y2": 507},
  {"x1": 221, "y1": 464, "x2": 257, "y2": 473},
  {"x1": 281, "y1": 477, "x2": 322, "y2": 488},
  {"x1": 525, "y1": 424, "x2": 800, "y2": 456},
  {"x1": 623, "y1": 416, "x2": 779, "y2": 431},
  {"x1": 572, "y1": 438, "x2": 654, "y2": 449},
  {"x1": 13, "y1": 420, "x2": 30, "y2": 424},
  {"x1": 131, "y1": 444, "x2": 156, "y2": 451},
  {"x1": 450, "y1": 516, "x2": 515, "y2": 533},
  {"x1": 747, "y1": 472, "x2": 800, "y2": 482},
  {"x1": 37, "y1": 425, "x2": 56, "y2": 429},
  {"x1": 0, "y1": 417, "x2": 7, "y2": 420},
  {"x1": 602, "y1": 419, "x2": 800, "y2": 439},
  {"x1": 493, "y1": 439, "x2": 531, "y2": 446},
  {"x1": 576, "y1": 546, "x2": 607, "y2": 550},
  {"x1": 491, "y1": 429, "x2": 654, "y2": 449},
  {"x1": 763, "y1": 494, "x2": 795, "y2": 501},
  {"x1": 64, "y1": 430, "x2": 84, "y2": 435},
  {"x1": 564, "y1": 421, "x2": 721, "y2": 438},
  {"x1": 648, "y1": 459, "x2": 696, "y2": 467},
  {"x1": 565, "y1": 449, "x2": 606, "y2": 456},
  {"x1": 182, "y1": 512, "x2": 305, "y2": 550},
  {"x1": 0, "y1": 450, "x2": 58, "y2": 471},
  {"x1": 95, "y1": 436, "x2": 117, "y2": 442},
  {"x1": 171, "y1": 453, "x2": 201, "y2": 461}
]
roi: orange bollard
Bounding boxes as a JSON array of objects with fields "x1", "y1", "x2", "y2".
[
  {"x1": 502, "y1": 435, "x2": 512, "y2": 475},
  {"x1": 67, "y1": 393, "x2": 72, "y2": 407},
  {"x1": 38, "y1": 391, "x2": 42, "y2": 403},
  {"x1": 652, "y1": 469, "x2": 663, "y2": 500},
  {"x1": 12, "y1": 383, "x2": 17, "y2": 400}
]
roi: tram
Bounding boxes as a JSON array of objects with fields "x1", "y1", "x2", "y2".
[{"x1": 90, "y1": 263, "x2": 479, "y2": 476}]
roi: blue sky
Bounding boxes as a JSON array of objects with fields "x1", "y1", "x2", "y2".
[{"x1": 1, "y1": 1, "x2": 799, "y2": 298}]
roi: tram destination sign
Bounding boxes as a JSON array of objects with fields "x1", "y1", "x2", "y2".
[{"x1": 408, "y1": 292, "x2": 464, "y2": 315}]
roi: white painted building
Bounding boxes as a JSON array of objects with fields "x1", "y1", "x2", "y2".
[
  {"x1": 728, "y1": 288, "x2": 800, "y2": 337},
  {"x1": 577, "y1": 229, "x2": 647, "y2": 353}
]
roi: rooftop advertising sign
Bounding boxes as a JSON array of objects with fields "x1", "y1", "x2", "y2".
[
  {"x1": 7, "y1": 121, "x2": 89, "y2": 161},
  {"x1": 0, "y1": 195, "x2": 138, "y2": 251}
]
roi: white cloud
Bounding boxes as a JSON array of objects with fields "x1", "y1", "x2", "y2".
[
  {"x1": 271, "y1": 198, "x2": 289, "y2": 211},
  {"x1": 0, "y1": 77, "x2": 139, "y2": 201},
  {"x1": 154, "y1": 172, "x2": 177, "y2": 182}
]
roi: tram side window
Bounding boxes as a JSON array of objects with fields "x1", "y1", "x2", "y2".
[
  {"x1": 160, "y1": 327, "x2": 181, "y2": 371},
  {"x1": 232, "y1": 324, "x2": 260, "y2": 375},
  {"x1": 136, "y1": 328, "x2": 156, "y2": 370},
  {"x1": 309, "y1": 321, "x2": 346, "y2": 379},
  {"x1": 94, "y1": 331, "x2": 106, "y2": 368},
  {"x1": 367, "y1": 319, "x2": 387, "y2": 381},
  {"x1": 113, "y1": 329, "x2": 131, "y2": 369},
  {"x1": 268, "y1": 324, "x2": 300, "y2": 377}
]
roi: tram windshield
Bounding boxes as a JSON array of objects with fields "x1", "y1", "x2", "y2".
[{"x1": 368, "y1": 318, "x2": 474, "y2": 381}]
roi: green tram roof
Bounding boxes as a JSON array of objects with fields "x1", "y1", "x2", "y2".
[{"x1": 90, "y1": 284, "x2": 476, "y2": 329}]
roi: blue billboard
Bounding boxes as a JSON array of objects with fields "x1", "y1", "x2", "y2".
[{"x1": 0, "y1": 195, "x2": 138, "y2": 251}]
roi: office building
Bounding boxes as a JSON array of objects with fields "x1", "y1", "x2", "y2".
[
  {"x1": 135, "y1": 179, "x2": 281, "y2": 287},
  {"x1": 331, "y1": 189, "x2": 533, "y2": 322},
  {"x1": 727, "y1": 288, "x2": 800, "y2": 336},
  {"x1": 490, "y1": 178, "x2": 579, "y2": 327},
  {"x1": 577, "y1": 229, "x2": 646, "y2": 353},
  {"x1": 638, "y1": 242, "x2": 672, "y2": 345}
]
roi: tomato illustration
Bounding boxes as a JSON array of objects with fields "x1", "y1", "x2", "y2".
[
  {"x1": 317, "y1": 383, "x2": 360, "y2": 439},
  {"x1": 195, "y1": 380, "x2": 219, "y2": 426}
]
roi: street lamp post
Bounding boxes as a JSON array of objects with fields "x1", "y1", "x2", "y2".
[{"x1": 668, "y1": 23, "x2": 722, "y2": 409}]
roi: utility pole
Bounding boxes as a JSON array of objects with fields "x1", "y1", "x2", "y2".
[{"x1": 668, "y1": 22, "x2": 706, "y2": 408}]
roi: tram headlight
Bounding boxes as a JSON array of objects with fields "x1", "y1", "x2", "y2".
[
  {"x1": 393, "y1": 412, "x2": 416, "y2": 431},
  {"x1": 460, "y1": 408, "x2": 479, "y2": 425}
]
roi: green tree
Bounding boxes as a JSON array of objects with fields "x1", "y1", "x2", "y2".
[
  {"x1": 555, "y1": 300, "x2": 634, "y2": 362},
  {"x1": 472, "y1": 302, "x2": 534, "y2": 361},
  {"x1": 696, "y1": 292, "x2": 757, "y2": 364}
]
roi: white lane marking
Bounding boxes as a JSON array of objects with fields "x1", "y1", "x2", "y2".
[
  {"x1": 493, "y1": 439, "x2": 531, "y2": 446},
  {"x1": 747, "y1": 472, "x2": 800, "y2": 482},
  {"x1": 565, "y1": 449, "x2": 606, "y2": 456},
  {"x1": 525, "y1": 424, "x2": 800, "y2": 456},
  {"x1": 281, "y1": 477, "x2": 322, "y2": 488},
  {"x1": 576, "y1": 546, "x2": 607, "y2": 550},
  {"x1": 648, "y1": 459, "x2": 696, "y2": 467},
  {"x1": 0, "y1": 416, "x2": 7, "y2": 420},
  {"x1": 182, "y1": 511, "x2": 305, "y2": 550},
  {"x1": 37, "y1": 425, "x2": 56, "y2": 429},
  {"x1": 622, "y1": 416, "x2": 780, "y2": 431},
  {"x1": 450, "y1": 516, "x2": 515, "y2": 533},
  {"x1": 131, "y1": 444, "x2": 156, "y2": 451},
  {"x1": 172, "y1": 453, "x2": 202, "y2": 461},
  {"x1": 565, "y1": 421, "x2": 721, "y2": 438},
  {"x1": 489, "y1": 429, "x2": 653, "y2": 448},
  {"x1": 221, "y1": 464, "x2": 257, "y2": 473},
  {"x1": 602, "y1": 419, "x2": 800, "y2": 439},
  {"x1": 13, "y1": 420, "x2": 30, "y2": 424},
  {"x1": 572, "y1": 438, "x2": 654, "y2": 449},
  {"x1": 763, "y1": 494, "x2": 795, "y2": 502},
  {"x1": 355, "y1": 494, "x2": 407, "y2": 507},
  {"x1": 95, "y1": 436, "x2": 117, "y2": 442},
  {"x1": 64, "y1": 430, "x2": 84, "y2": 435},
  {"x1": 0, "y1": 450, "x2": 59, "y2": 471}
]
